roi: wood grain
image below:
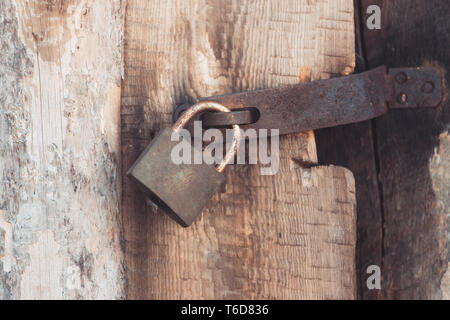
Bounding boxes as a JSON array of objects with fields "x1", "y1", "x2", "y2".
[
  {"x1": 318, "y1": 0, "x2": 449, "y2": 299},
  {"x1": 121, "y1": 0, "x2": 357, "y2": 299},
  {"x1": 0, "y1": 0, "x2": 125, "y2": 299},
  {"x1": 315, "y1": 0, "x2": 383, "y2": 299},
  {"x1": 363, "y1": 0, "x2": 449, "y2": 299}
]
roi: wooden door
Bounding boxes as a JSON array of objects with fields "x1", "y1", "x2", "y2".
[{"x1": 121, "y1": 0, "x2": 357, "y2": 299}]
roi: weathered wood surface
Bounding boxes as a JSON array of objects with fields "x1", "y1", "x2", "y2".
[
  {"x1": 316, "y1": 0, "x2": 383, "y2": 299},
  {"x1": 316, "y1": 121, "x2": 382, "y2": 299},
  {"x1": 0, "y1": 1, "x2": 125, "y2": 299},
  {"x1": 317, "y1": 0, "x2": 449, "y2": 299},
  {"x1": 121, "y1": 0, "x2": 357, "y2": 299}
]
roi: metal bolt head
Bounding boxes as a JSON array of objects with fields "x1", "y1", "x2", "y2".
[
  {"x1": 421, "y1": 81, "x2": 434, "y2": 94},
  {"x1": 395, "y1": 72, "x2": 407, "y2": 84},
  {"x1": 397, "y1": 93, "x2": 408, "y2": 104}
]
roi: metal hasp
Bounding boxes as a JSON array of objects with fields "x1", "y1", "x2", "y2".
[
  {"x1": 132, "y1": 66, "x2": 442, "y2": 228},
  {"x1": 173, "y1": 66, "x2": 443, "y2": 133}
]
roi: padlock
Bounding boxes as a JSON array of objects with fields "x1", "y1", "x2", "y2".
[{"x1": 127, "y1": 101, "x2": 241, "y2": 227}]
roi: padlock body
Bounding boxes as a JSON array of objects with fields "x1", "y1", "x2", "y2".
[{"x1": 127, "y1": 126, "x2": 225, "y2": 227}]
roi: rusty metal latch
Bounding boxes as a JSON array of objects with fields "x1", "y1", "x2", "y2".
[
  {"x1": 132, "y1": 66, "x2": 442, "y2": 227},
  {"x1": 173, "y1": 66, "x2": 442, "y2": 134}
]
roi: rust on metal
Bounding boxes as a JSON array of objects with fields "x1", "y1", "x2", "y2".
[
  {"x1": 387, "y1": 67, "x2": 442, "y2": 109},
  {"x1": 173, "y1": 66, "x2": 443, "y2": 135},
  {"x1": 172, "y1": 101, "x2": 241, "y2": 173},
  {"x1": 201, "y1": 108, "x2": 259, "y2": 127}
]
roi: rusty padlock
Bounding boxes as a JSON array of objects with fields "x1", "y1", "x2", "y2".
[{"x1": 127, "y1": 101, "x2": 241, "y2": 227}]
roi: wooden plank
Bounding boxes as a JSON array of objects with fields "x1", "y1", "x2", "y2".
[
  {"x1": 360, "y1": 0, "x2": 449, "y2": 299},
  {"x1": 318, "y1": 0, "x2": 449, "y2": 299},
  {"x1": 0, "y1": 1, "x2": 125, "y2": 299},
  {"x1": 316, "y1": 121, "x2": 383, "y2": 299},
  {"x1": 121, "y1": 0, "x2": 357, "y2": 299},
  {"x1": 315, "y1": 0, "x2": 382, "y2": 300}
]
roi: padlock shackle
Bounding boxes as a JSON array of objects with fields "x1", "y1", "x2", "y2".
[{"x1": 172, "y1": 101, "x2": 241, "y2": 173}]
